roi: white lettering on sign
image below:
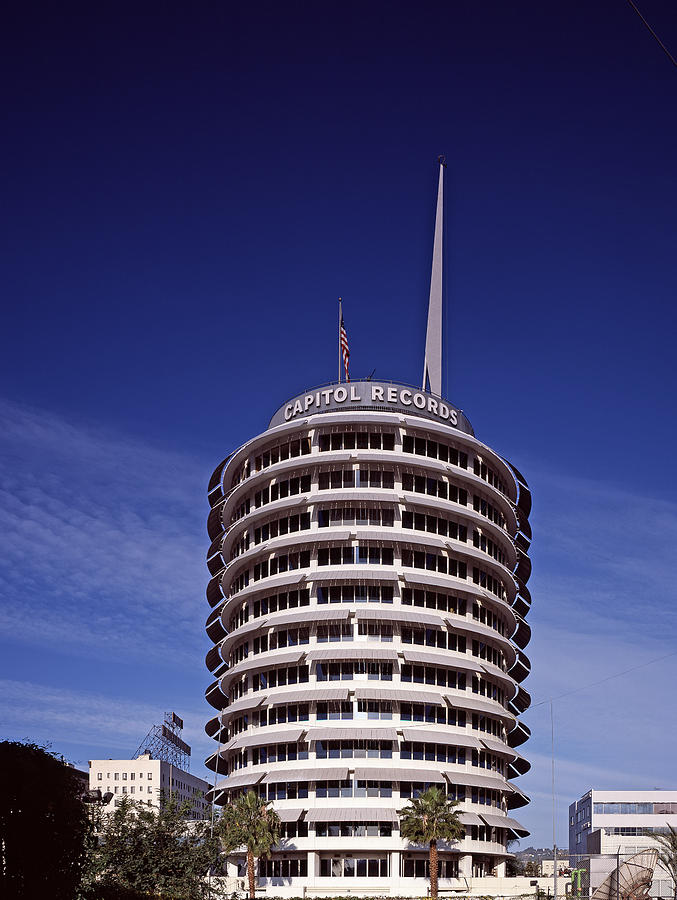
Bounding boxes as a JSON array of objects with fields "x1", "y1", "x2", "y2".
[{"x1": 281, "y1": 382, "x2": 463, "y2": 429}]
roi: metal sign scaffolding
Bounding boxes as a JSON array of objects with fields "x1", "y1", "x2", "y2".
[{"x1": 134, "y1": 711, "x2": 191, "y2": 771}]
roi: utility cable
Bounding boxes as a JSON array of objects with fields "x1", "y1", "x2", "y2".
[
  {"x1": 626, "y1": 0, "x2": 677, "y2": 68},
  {"x1": 530, "y1": 648, "x2": 677, "y2": 709}
]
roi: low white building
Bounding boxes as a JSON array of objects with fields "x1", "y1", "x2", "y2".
[
  {"x1": 569, "y1": 789, "x2": 677, "y2": 898},
  {"x1": 540, "y1": 858, "x2": 570, "y2": 876},
  {"x1": 88, "y1": 753, "x2": 210, "y2": 820}
]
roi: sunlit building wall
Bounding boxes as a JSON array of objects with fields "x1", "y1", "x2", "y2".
[{"x1": 204, "y1": 380, "x2": 533, "y2": 894}]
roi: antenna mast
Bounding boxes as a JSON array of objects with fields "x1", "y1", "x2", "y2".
[{"x1": 422, "y1": 157, "x2": 445, "y2": 396}]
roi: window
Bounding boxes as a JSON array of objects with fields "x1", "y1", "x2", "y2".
[
  {"x1": 402, "y1": 509, "x2": 468, "y2": 542},
  {"x1": 318, "y1": 506, "x2": 395, "y2": 528},
  {"x1": 114, "y1": 773, "x2": 119, "y2": 781},
  {"x1": 317, "y1": 584, "x2": 393, "y2": 604},
  {"x1": 319, "y1": 431, "x2": 395, "y2": 452},
  {"x1": 97, "y1": 772, "x2": 102, "y2": 781},
  {"x1": 319, "y1": 856, "x2": 388, "y2": 877}
]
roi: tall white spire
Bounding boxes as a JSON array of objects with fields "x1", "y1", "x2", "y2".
[{"x1": 422, "y1": 160, "x2": 444, "y2": 396}]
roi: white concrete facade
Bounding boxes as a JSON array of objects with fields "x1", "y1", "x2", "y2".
[
  {"x1": 569, "y1": 789, "x2": 677, "y2": 898},
  {"x1": 205, "y1": 386, "x2": 533, "y2": 895},
  {"x1": 89, "y1": 753, "x2": 210, "y2": 820}
]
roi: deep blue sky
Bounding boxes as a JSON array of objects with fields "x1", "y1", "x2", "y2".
[{"x1": 2, "y1": 1, "x2": 677, "y2": 847}]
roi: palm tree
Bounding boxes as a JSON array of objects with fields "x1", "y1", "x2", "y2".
[
  {"x1": 398, "y1": 786, "x2": 465, "y2": 898},
  {"x1": 217, "y1": 790, "x2": 281, "y2": 899},
  {"x1": 650, "y1": 824, "x2": 677, "y2": 900}
]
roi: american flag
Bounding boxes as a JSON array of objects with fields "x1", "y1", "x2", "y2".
[{"x1": 340, "y1": 311, "x2": 350, "y2": 382}]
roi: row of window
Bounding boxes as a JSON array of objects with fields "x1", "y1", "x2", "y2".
[
  {"x1": 236, "y1": 553, "x2": 507, "y2": 605},
  {"x1": 593, "y1": 802, "x2": 677, "y2": 815},
  {"x1": 229, "y1": 624, "x2": 504, "y2": 673},
  {"x1": 402, "y1": 435, "x2": 469, "y2": 469},
  {"x1": 473, "y1": 458, "x2": 507, "y2": 495},
  {"x1": 229, "y1": 776, "x2": 499, "y2": 807},
  {"x1": 230, "y1": 531, "x2": 250, "y2": 559},
  {"x1": 402, "y1": 472, "x2": 467, "y2": 505},
  {"x1": 603, "y1": 826, "x2": 676, "y2": 835},
  {"x1": 317, "y1": 661, "x2": 393, "y2": 681},
  {"x1": 473, "y1": 530, "x2": 506, "y2": 565},
  {"x1": 254, "y1": 475, "x2": 312, "y2": 509},
  {"x1": 229, "y1": 699, "x2": 504, "y2": 735},
  {"x1": 472, "y1": 567, "x2": 507, "y2": 600},
  {"x1": 473, "y1": 494, "x2": 505, "y2": 528},
  {"x1": 318, "y1": 506, "x2": 394, "y2": 527},
  {"x1": 250, "y1": 740, "x2": 307, "y2": 765},
  {"x1": 254, "y1": 438, "x2": 312, "y2": 472},
  {"x1": 402, "y1": 587, "x2": 466, "y2": 615},
  {"x1": 315, "y1": 739, "x2": 393, "y2": 759},
  {"x1": 252, "y1": 589, "x2": 310, "y2": 619},
  {"x1": 253, "y1": 551, "x2": 311, "y2": 581},
  {"x1": 230, "y1": 626, "x2": 310, "y2": 666},
  {"x1": 316, "y1": 822, "x2": 393, "y2": 837},
  {"x1": 104, "y1": 785, "x2": 155, "y2": 794},
  {"x1": 319, "y1": 857, "x2": 389, "y2": 878},
  {"x1": 319, "y1": 469, "x2": 395, "y2": 490},
  {"x1": 317, "y1": 584, "x2": 393, "y2": 604},
  {"x1": 319, "y1": 431, "x2": 395, "y2": 452},
  {"x1": 472, "y1": 639, "x2": 504, "y2": 670},
  {"x1": 234, "y1": 468, "x2": 507, "y2": 530},
  {"x1": 230, "y1": 590, "x2": 505, "y2": 642},
  {"x1": 230, "y1": 737, "x2": 505, "y2": 768},
  {"x1": 259, "y1": 858, "x2": 308, "y2": 878},
  {"x1": 469, "y1": 824, "x2": 502, "y2": 842},
  {"x1": 400, "y1": 741, "x2": 466, "y2": 764},
  {"x1": 96, "y1": 771, "x2": 153, "y2": 781},
  {"x1": 318, "y1": 622, "x2": 354, "y2": 641},
  {"x1": 253, "y1": 513, "x2": 311, "y2": 545},
  {"x1": 251, "y1": 664, "x2": 309, "y2": 693},
  {"x1": 402, "y1": 510, "x2": 468, "y2": 542},
  {"x1": 318, "y1": 545, "x2": 394, "y2": 566},
  {"x1": 404, "y1": 858, "x2": 459, "y2": 879},
  {"x1": 472, "y1": 601, "x2": 506, "y2": 636},
  {"x1": 402, "y1": 626, "x2": 467, "y2": 653},
  {"x1": 401, "y1": 548, "x2": 468, "y2": 578},
  {"x1": 401, "y1": 664, "x2": 466, "y2": 690}
]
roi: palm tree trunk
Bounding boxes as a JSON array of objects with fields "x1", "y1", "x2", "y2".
[
  {"x1": 430, "y1": 839, "x2": 439, "y2": 899},
  {"x1": 247, "y1": 848, "x2": 256, "y2": 900}
]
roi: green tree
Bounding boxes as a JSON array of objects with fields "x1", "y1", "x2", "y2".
[
  {"x1": 650, "y1": 824, "x2": 677, "y2": 900},
  {"x1": 398, "y1": 786, "x2": 465, "y2": 898},
  {"x1": 216, "y1": 791, "x2": 280, "y2": 899},
  {"x1": 85, "y1": 794, "x2": 223, "y2": 899},
  {"x1": 506, "y1": 839, "x2": 525, "y2": 876},
  {"x1": 0, "y1": 740, "x2": 91, "y2": 900}
]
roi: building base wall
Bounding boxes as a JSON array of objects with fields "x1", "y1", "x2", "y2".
[{"x1": 213, "y1": 875, "x2": 556, "y2": 898}]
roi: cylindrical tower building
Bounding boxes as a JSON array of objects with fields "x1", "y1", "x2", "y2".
[{"x1": 205, "y1": 380, "x2": 532, "y2": 895}]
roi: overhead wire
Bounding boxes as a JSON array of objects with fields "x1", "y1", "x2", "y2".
[
  {"x1": 529, "y1": 648, "x2": 677, "y2": 709},
  {"x1": 626, "y1": 0, "x2": 677, "y2": 68}
]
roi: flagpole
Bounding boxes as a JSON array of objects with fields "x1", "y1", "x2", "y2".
[{"x1": 338, "y1": 298, "x2": 342, "y2": 384}]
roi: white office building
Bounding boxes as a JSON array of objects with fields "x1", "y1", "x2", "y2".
[
  {"x1": 204, "y1": 164, "x2": 533, "y2": 895},
  {"x1": 569, "y1": 789, "x2": 677, "y2": 898},
  {"x1": 88, "y1": 753, "x2": 210, "y2": 820}
]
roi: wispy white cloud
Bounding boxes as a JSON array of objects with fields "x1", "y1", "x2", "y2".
[
  {"x1": 0, "y1": 679, "x2": 215, "y2": 772},
  {"x1": 2, "y1": 399, "x2": 676, "y2": 845},
  {"x1": 527, "y1": 466, "x2": 677, "y2": 640},
  {"x1": 0, "y1": 397, "x2": 212, "y2": 666}
]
